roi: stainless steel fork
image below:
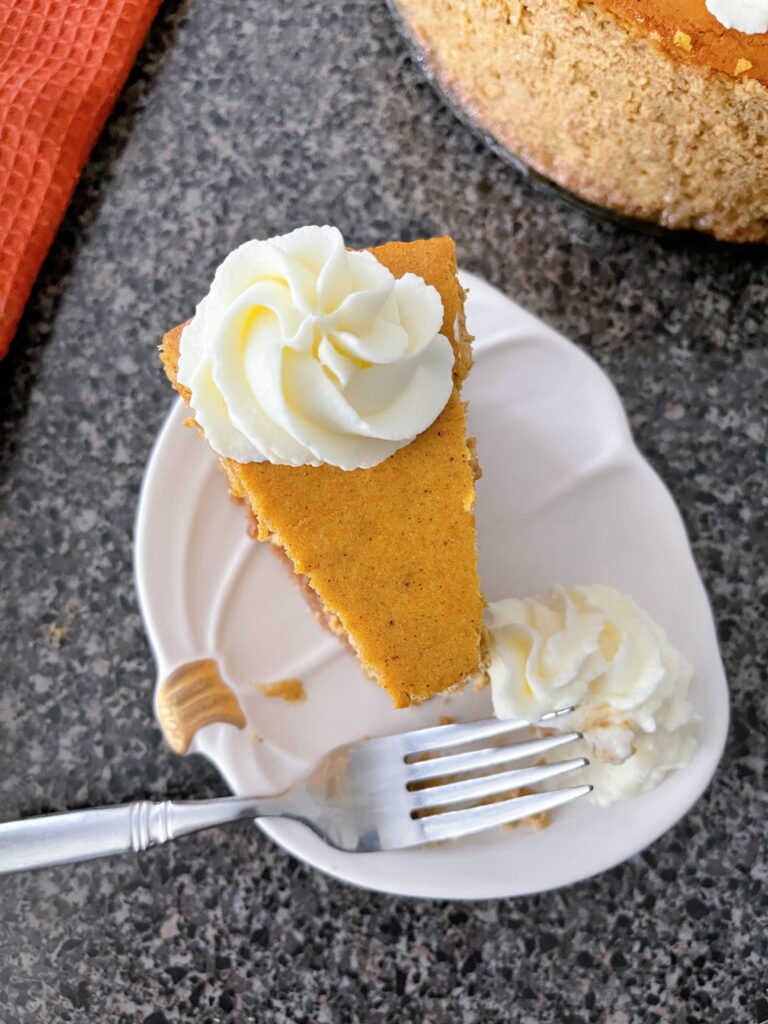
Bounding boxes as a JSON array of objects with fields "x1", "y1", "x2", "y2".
[{"x1": 0, "y1": 712, "x2": 590, "y2": 873}]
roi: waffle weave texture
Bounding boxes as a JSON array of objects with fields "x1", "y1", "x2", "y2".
[{"x1": 0, "y1": 0, "x2": 162, "y2": 356}]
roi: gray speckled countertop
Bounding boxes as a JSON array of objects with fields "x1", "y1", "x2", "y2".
[{"x1": 0, "y1": 1, "x2": 766, "y2": 1021}]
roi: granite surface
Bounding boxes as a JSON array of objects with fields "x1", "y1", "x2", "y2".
[{"x1": 0, "y1": 0, "x2": 766, "y2": 1021}]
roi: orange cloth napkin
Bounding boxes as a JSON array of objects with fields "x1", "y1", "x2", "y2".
[{"x1": 0, "y1": 0, "x2": 162, "y2": 357}]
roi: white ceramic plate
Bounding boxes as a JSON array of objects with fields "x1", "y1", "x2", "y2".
[{"x1": 135, "y1": 272, "x2": 728, "y2": 900}]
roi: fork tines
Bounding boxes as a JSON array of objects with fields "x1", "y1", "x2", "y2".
[{"x1": 403, "y1": 713, "x2": 591, "y2": 842}]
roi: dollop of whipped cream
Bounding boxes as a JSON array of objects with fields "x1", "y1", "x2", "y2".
[
  {"x1": 705, "y1": 0, "x2": 768, "y2": 34},
  {"x1": 177, "y1": 225, "x2": 455, "y2": 470},
  {"x1": 486, "y1": 585, "x2": 697, "y2": 805}
]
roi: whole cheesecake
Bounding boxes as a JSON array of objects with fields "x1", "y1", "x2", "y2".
[{"x1": 395, "y1": 0, "x2": 768, "y2": 241}]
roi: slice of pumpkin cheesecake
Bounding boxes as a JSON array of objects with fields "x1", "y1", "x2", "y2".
[{"x1": 160, "y1": 227, "x2": 485, "y2": 708}]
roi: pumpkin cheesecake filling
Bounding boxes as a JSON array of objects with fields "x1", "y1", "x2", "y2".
[{"x1": 161, "y1": 234, "x2": 487, "y2": 708}]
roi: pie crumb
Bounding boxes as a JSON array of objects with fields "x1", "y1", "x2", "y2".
[
  {"x1": 673, "y1": 30, "x2": 692, "y2": 51},
  {"x1": 505, "y1": 811, "x2": 550, "y2": 831},
  {"x1": 258, "y1": 678, "x2": 306, "y2": 702}
]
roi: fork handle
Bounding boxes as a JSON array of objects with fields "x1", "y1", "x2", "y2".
[{"x1": 0, "y1": 795, "x2": 289, "y2": 875}]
